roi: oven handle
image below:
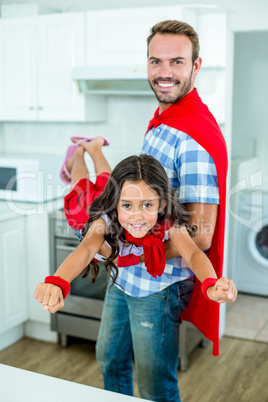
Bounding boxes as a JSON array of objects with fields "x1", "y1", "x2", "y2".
[{"x1": 56, "y1": 244, "x2": 77, "y2": 252}]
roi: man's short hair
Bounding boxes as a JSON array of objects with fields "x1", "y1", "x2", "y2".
[{"x1": 147, "y1": 20, "x2": 200, "y2": 63}]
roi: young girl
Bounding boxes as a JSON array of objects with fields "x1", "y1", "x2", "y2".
[{"x1": 35, "y1": 142, "x2": 235, "y2": 312}]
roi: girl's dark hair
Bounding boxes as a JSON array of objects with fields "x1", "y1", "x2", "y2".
[{"x1": 81, "y1": 154, "x2": 196, "y2": 285}]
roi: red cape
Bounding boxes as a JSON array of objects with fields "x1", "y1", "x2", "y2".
[{"x1": 146, "y1": 89, "x2": 228, "y2": 356}]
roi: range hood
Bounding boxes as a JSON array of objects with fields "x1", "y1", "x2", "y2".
[{"x1": 72, "y1": 65, "x2": 153, "y2": 96}]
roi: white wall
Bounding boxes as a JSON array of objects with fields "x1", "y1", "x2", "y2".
[
  {"x1": 0, "y1": 124, "x2": 4, "y2": 152},
  {"x1": 227, "y1": 28, "x2": 268, "y2": 286},
  {"x1": 232, "y1": 31, "x2": 268, "y2": 160},
  {"x1": 1, "y1": 96, "x2": 157, "y2": 172}
]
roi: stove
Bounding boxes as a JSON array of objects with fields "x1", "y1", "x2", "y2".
[{"x1": 48, "y1": 209, "x2": 109, "y2": 346}]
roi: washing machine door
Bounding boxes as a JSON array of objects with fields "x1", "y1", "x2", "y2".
[
  {"x1": 233, "y1": 191, "x2": 268, "y2": 296},
  {"x1": 248, "y1": 219, "x2": 268, "y2": 268}
]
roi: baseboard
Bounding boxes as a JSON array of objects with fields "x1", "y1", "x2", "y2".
[
  {"x1": 24, "y1": 320, "x2": 57, "y2": 343},
  {"x1": 0, "y1": 325, "x2": 24, "y2": 351}
]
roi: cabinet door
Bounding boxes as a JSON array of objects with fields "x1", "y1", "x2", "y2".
[
  {"x1": 0, "y1": 217, "x2": 28, "y2": 334},
  {"x1": 26, "y1": 214, "x2": 50, "y2": 324},
  {"x1": 0, "y1": 17, "x2": 37, "y2": 121},
  {"x1": 197, "y1": 12, "x2": 227, "y2": 68},
  {"x1": 37, "y1": 12, "x2": 87, "y2": 121},
  {"x1": 85, "y1": 6, "x2": 183, "y2": 67}
]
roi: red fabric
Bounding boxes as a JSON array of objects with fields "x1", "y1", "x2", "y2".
[
  {"x1": 44, "y1": 275, "x2": 71, "y2": 299},
  {"x1": 64, "y1": 173, "x2": 110, "y2": 230},
  {"x1": 146, "y1": 88, "x2": 228, "y2": 356},
  {"x1": 201, "y1": 278, "x2": 218, "y2": 301},
  {"x1": 123, "y1": 223, "x2": 166, "y2": 278},
  {"x1": 117, "y1": 254, "x2": 140, "y2": 268}
]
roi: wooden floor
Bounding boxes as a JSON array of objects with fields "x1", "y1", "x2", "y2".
[{"x1": 0, "y1": 336, "x2": 267, "y2": 402}]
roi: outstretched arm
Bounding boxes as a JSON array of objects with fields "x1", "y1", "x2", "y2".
[
  {"x1": 34, "y1": 218, "x2": 107, "y2": 313},
  {"x1": 168, "y1": 225, "x2": 237, "y2": 303}
]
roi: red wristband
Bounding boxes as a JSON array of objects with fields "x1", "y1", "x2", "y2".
[
  {"x1": 201, "y1": 278, "x2": 218, "y2": 301},
  {"x1": 44, "y1": 276, "x2": 71, "y2": 299}
]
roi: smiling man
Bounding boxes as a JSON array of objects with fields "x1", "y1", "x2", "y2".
[
  {"x1": 147, "y1": 32, "x2": 201, "y2": 109},
  {"x1": 96, "y1": 20, "x2": 235, "y2": 402}
]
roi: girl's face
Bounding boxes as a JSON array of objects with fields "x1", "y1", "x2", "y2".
[{"x1": 117, "y1": 180, "x2": 165, "y2": 238}]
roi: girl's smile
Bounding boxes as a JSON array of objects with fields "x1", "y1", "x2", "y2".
[{"x1": 117, "y1": 180, "x2": 165, "y2": 238}]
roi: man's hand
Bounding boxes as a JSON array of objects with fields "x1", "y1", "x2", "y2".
[{"x1": 206, "y1": 277, "x2": 238, "y2": 303}]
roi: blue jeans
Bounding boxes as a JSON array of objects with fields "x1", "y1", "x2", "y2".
[{"x1": 96, "y1": 278, "x2": 195, "y2": 402}]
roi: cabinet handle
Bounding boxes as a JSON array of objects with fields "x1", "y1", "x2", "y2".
[
  {"x1": 38, "y1": 106, "x2": 44, "y2": 110},
  {"x1": 56, "y1": 244, "x2": 77, "y2": 252},
  {"x1": 28, "y1": 107, "x2": 34, "y2": 110}
]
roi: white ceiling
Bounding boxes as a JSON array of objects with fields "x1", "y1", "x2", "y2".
[
  {"x1": 0, "y1": 0, "x2": 267, "y2": 32},
  {"x1": 0, "y1": 0, "x2": 264, "y2": 14}
]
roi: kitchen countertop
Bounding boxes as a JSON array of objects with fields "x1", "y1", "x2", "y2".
[
  {"x1": 0, "y1": 198, "x2": 63, "y2": 223},
  {"x1": 0, "y1": 364, "x2": 150, "y2": 402},
  {"x1": 0, "y1": 201, "x2": 20, "y2": 222}
]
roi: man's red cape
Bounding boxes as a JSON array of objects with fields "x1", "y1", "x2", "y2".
[{"x1": 146, "y1": 88, "x2": 228, "y2": 356}]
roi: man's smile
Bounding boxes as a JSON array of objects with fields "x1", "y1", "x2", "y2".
[
  {"x1": 157, "y1": 82, "x2": 177, "y2": 88},
  {"x1": 153, "y1": 79, "x2": 179, "y2": 90}
]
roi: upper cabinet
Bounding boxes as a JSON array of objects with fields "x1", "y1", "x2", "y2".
[
  {"x1": 196, "y1": 9, "x2": 226, "y2": 68},
  {"x1": 84, "y1": 5, "x2": 227, "y2": 124},
  {"x1": 0, "y1": 17, "x2": 37, "y2": 121},
  {"x1": 0, "y1": 5, "x2": 227, "y2": 124},
  {"x1": 0, "y1": 13, "x2": 106, "y2": 122},
  {"x1": 85, "y1": 6, "x2": 183, "y2": 67},
  {"x1": 85, "y1": 5, "x2": 226, "y2": 68}
]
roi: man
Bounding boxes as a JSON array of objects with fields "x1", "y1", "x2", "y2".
[{"x1": 96, "y1": 20, "x2": 237, "y2": 402}]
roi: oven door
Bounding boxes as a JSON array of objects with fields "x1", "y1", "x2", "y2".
[
  {"x1": 54, "y1": 237, "x2": 109, "y2": 318},
  {"x1": 51, "y1": 236, "x2": 109, "y2": 345}
]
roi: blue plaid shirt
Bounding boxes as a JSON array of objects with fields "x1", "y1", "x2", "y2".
[{"x1": 115, "y1": 124, "x2": 220, "y2": 297}]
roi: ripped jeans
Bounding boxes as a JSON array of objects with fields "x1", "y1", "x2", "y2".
[{"x1": 96, "y1": 278, "x2": 195, "y2": 402}]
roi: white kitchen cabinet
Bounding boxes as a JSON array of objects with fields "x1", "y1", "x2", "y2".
[
  {"x1": 85, "y1": 6, "x2": 187, "y2": 67},
  {"x1": 0, "y1": 201, "x2": 62, "y2": 346},
  {"x1": 85, "y1": 5, "x2": 227, "y2": 124},
  {"x1": 0, "y1": 13, "x2": 105, "y2": 122},
  {"x1": 25, "y1": 213, "x2": 51, "y2": 324},
  {"x1": 85, "y1": 5, "x2": 226, "y2": 68},
  {"x1": 0, "y1": 217, "x2": 28, "y2": 335},
  {"x1": 197, "y1": 10, "x2": 227, "y2": 68},
  {"x1": 37, "y1": 13, "x2": 105, "y2": 122},
  {"x1": 0, "y1": 17, "x2": 37, "y2": 121}
]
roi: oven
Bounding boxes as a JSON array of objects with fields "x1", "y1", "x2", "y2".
[{"x1": 48, "y1": 210, "x2": 109, "y2": 347}]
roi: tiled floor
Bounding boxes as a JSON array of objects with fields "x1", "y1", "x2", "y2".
[{"x1": 225, "y1": 293, "x2": 268, "y2": 342}]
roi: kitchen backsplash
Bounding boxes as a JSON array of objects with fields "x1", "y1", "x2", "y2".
[{"x1": 0, "y1": 95, "x2": 157, "y2": 173}]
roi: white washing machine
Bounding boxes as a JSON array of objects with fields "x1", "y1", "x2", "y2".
[{"x1": 233, "y1": 190, "x2": 268, "y2": 296}]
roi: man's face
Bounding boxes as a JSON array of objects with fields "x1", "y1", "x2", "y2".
[{"x1": 147, "y1": 33, "x2": 201, "y2": 112}]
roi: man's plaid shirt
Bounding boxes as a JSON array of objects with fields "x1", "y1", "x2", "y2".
[{"x1": 115, "y1": 124, "x2": 220, "y2": 297}]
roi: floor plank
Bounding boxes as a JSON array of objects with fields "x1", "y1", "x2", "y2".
[
  {"x1": 179, "y1": 337, "x2": 268, "y2": 402},
  {"x1": 0, "y1": 336, "x2": 267, "y2": 401}
]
